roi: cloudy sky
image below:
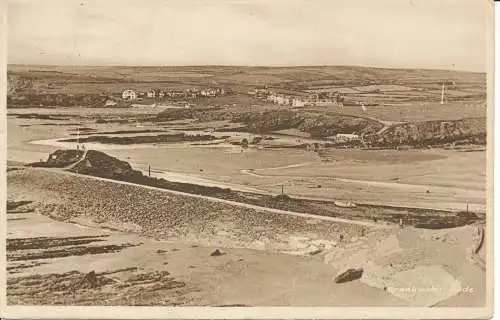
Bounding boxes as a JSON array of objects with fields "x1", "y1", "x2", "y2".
[{"x1": 7, "y1": 0, "x2": 492, "y2": 71}]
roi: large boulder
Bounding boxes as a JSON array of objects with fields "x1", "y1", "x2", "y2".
[{"x1": 334, "y1": 268, "x2": 364, "y2": 283}]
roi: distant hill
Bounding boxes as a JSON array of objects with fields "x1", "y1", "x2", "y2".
[{"x1": 7, "y1": 64, "x2": 486, "y2": 94}]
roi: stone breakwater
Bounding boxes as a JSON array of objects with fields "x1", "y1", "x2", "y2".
[{"x1": 7, "y1": 168, "x2": 377, "y2": 256}]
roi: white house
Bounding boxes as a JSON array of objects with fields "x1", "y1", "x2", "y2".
[
  {"x1": 336, "y1": 133, "x2": 360, "y2": 142},
  {"x1": 122, "y1": 90, "x2": 137, "y2": 100},
  {"x1": 146, "y1": 90, "x2": 156, "y2": 98},
  {"x1": 267, "y1": 94, "x2": 290, "y2": 106},
  {"x1": 292, "y1": 98, "x2": 307, "y2": 107},
  {"x1": 316, "y1": 100, "x2": 336, "y2": 107}
]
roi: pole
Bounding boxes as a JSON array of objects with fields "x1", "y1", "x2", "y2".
[
  {"x1": 440, "y1": 82, "x2": 445, "y2": 105},
  {"x1": 148, "y1": 164, "x2": 151, "y2": 177},
  {"x1": 281, "y1": 185, "x2": 284, "y2": 195},
  {"x1": 77, "y1": 127, "x2": 80, "y2": 150}
]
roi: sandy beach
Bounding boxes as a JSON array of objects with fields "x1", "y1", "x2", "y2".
[{"x1": 7, "y1": 167, "x2": 486, "y2": 307}]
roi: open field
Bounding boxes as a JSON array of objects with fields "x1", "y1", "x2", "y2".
[
  {"x1": 8, "y1": 65, "x2": 486, "y2": 88},
  {"x1": 302, "y1": 102, "x2": 485, "y2": 122}
]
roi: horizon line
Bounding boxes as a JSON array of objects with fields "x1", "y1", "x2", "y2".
[{"x1": 6, "y1": 63, "x2": 487, "y2": 74}]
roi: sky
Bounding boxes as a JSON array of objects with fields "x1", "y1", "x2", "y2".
[{"x1": 7, "y1": 0, "x2": 492, "y2": 72}]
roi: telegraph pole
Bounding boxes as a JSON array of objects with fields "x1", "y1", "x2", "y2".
[{"x1": 76, "y1": 127, "x2": 80, "y2": 150}]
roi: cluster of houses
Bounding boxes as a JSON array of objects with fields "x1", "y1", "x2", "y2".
[
  {"x1": 265, "y1": 92, "x2": 344, "y2": 107},
  {"x1": 331, "y1": 133, "x2": 362, "y2": 143},
  {"x1": 248, "y1": 87, "x2": 344, "y2": 108},
  {"x1": 121, "y1": 87, "x2": 227, "y2": 101}
]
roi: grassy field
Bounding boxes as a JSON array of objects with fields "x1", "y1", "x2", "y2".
[
  {"x1": 304, "y1": 101, "x2": 486, "y2": 122},
  {"x1": 8, "y1": 65, "x2": 485, "y2": 92}
]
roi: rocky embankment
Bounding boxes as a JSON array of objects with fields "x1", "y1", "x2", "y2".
[
  {"x1": 156, "y1": 109, "x2": 383, "y2": 138},
  {"x1": 67, "y1": 150, "x2": 235, "y2": 196},
  {"x1": 155, "y1": 109, "x2": 486, "y2": 147},
  {"x1": 368, "y1": 117, "x2": 486, "y2": 147},
  {"x1": 28, "y1": 149, "x2": 231, "y2": 196},
  {"x1": 30, "y1": 149, "x2": 85, "y2": 168}
]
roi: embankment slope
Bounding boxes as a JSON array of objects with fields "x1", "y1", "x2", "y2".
[{"x1": 156, "y1": 109, "x2": 486, "y2": 147}]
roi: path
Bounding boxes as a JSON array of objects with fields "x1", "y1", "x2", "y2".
[{"x1": 64, "y1": 149, "x2": 88, "y2": 170}]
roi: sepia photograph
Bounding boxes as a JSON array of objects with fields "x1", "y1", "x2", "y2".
[{"x1": 0, "y1": 0, "x2": 494, "y2": 318}]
